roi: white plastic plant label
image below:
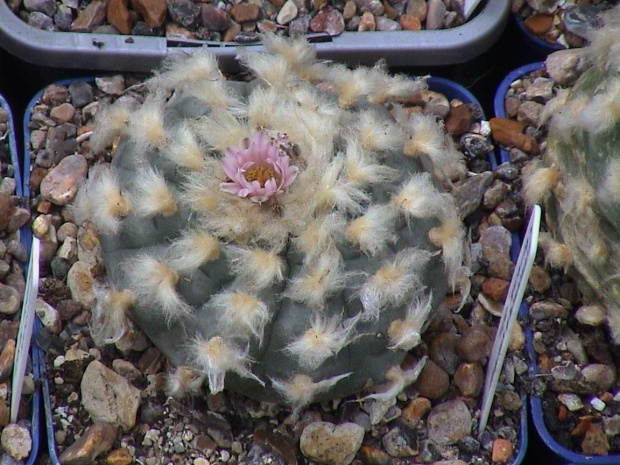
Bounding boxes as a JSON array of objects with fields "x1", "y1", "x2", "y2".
[
  {"x1": 464, "y1": 0, "x2": 484, "y2": 19},
  {"x1": 478, "y1": 204, "x2": 541, "y2": 437},
  {"x1": 11, "y1": 237, "x2": 40, "y2": 423}
]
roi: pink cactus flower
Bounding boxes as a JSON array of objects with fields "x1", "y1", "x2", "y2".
[{"x1": 220, "y1": 132, "x2": 299, "y2": 203}]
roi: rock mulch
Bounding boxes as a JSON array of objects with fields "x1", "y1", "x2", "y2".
[
  {"x1": 490, "y1": 48, "x2": 620, "y2": 457},
  {"x1": 8, "y1": 0, "x2": 483, "y2": 41},
  {"x1": 0, "y1": 102, "x2": 34, "y2": 461},
  {"x1": 512, "y1": 0, "x2": 617, "y2": 49},
  {"x1": 27, "y1": 71, "x2": 526, "y2": 465}
]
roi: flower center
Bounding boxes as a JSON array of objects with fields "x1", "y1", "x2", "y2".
[{"x1": 245, "y1": 165, "x2": 276, "y2": 187}]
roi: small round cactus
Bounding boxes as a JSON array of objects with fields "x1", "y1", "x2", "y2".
[
  {"x1": 523, "y1": 8, "x2": 620, "y2": 342},
  {"x1": 77, "y1": 35, "x2": 467, "y2": 409}
]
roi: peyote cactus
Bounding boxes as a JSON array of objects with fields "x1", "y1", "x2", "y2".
[
  {"x1": 76, "y1": 35, "x2": 468, "y2": 410},
  {"x1": 523, "y1": 7, "x2": 620, "y2": 343}
]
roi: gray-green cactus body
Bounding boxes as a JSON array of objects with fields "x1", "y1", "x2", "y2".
[
  {"x1": 82, "y1": 37, "x2": 466, "y2": 406},
  {"x1": 525, "y1": 16, "x2": 620, "y2": 342}
]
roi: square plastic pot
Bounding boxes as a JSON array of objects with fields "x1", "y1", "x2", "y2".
[
  {"x1": 0, "y1": 93, "x2": 41, "y2": 465},
  {"x1": 24, "y1": 72, "x2": 529, "y2": 464},
  {"x1": 494, "y1": 62, "x2": 620, "y2": 465},
  {"x1": 0, "y1": 0, "x2": 509, "y2": 72}
]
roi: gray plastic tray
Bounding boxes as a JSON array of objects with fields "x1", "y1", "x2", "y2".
[{"x1": 0, "y1": 0, "x2": 509, "y2": 72}]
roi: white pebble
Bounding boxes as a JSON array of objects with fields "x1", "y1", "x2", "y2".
[
  {"x1": 557, "y1": 393, "x2": 583, "y2": 412},
  {"x1": 591, "y1": 397, "x2": 606, "y2": 412}
]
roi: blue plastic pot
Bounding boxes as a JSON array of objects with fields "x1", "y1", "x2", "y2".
[
  {"x1": 494, "y1": 63, "x2": 620, "y2": 465},
  {"x1": 0, "y1": 93, "x2": 41, "y2": 464},
  {"x1": 27, "y1": 75, "x2": 527, "y2": 464}
]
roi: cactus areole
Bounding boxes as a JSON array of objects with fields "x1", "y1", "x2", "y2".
[{"x1": 78, "y1": 35, "x2": 467, "y2": 408}]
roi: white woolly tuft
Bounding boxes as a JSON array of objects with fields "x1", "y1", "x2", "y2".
[
  {"x1": 391, "y1": 172, "x2": 444, "y2": 219},
  {"x1": 247, "y1": 86, "x2": 281, "y2": 131},
  {"x1": 600, "y1": 158, "x2": 620, "y2": 202},
  {"x1": 238, "y1": 48, "x2": 293, "y2": 87},
  {"x1": 182, "y1": 79, "x2": 241, "y2": 111},
  {"x1": 165, "y1": 124, "x2": 206, "y2": 171},
  {"x1": 314, "y1": 157, "x2": 370, "y2": 214},
  {"x1": 90, "y1": 103, "x2": 131, "y2": 153},
  {"x1": 166, "y1": 230, "x2": 220, "y2": 275},
  {"x1": 284, "y1": 313, "x2": 360, "y2": 370},
  {"x1": 166, "y1": 366, "x2": 205, "y2": 399},
  {"x1": 367, "y1": 73, "x2": 428, "y2": 105},
  {"x1": 387, "y1": 293, "x2": 433, "y2": 351},
  {"x1": 294, "y1": 214, "x2": 347, "y2": 260},
  {"x1": 130, "y1": 166, "x2": 178, "y2": 218},
  {"x1": 560, "y1": 177, "x2": 596, "y2": 216},
  {"x1": 192, "y1": 336, "x2": 264, "y2": 394},
  {"x1": 324, "y1": 64, "x2": 376, "y2": 108},
  {"x1": 539, "y1": 89, "x2": 569, "y2": 127},
  {"x1": 77, "y1": 166, "x2": 131, "y2": 235},
  {"x1": 125, "y1": 255, "x2": 191, "y2": 322},
  {"x1": 577, "y1": 81, "x2": 620, "y2": 135},
  {"x1": 357, "y1": 110, "x2": 405, "y2": 154},
  {"x1": 345, "y1": 205, "x2": 398, "y2": 256},
  {"x1": 538, "y1": 232, "x2": 573, "y2": 270},
  {"x1": 180, "y1": 163, "x2": 223, "y2": 215},
  {"x1": 344, "y1": 139, "x2": 399, "y2": 185},
  {"x1": 522, "y1": 163, "x2": 560, "y2": 205},
  {"x1": 359, "y1": 248, "x2": 431, "y2": 320},
  {"x1": 90, "y1": 286, "x2": 136, "y2": 346},
  {"x1": 270, "y1": 373, "x2": 351, "y2": 415},
  {"x1": 360, "y1": 357, "x2": 426, "y2": 403},
  {"x1": 404, "y1": 113, "x2": 466, "y2": 181},
  {"x1": 210, "y1": 292, "x2": 270, "y2": 341},
  {"x1": 152, "y1": 50, "x2": 221, "y2": 90},
  {"x1": 194, "y1": 112, "x2": 248, "y2": 154},
  {"x1": 428, "y1": 203, "x2": 465, "y2": 289},
  {"x1": 261, "y1": 33, "x2": 323, "y2": 81},
  {"x1": 286, "y1": 251, "x2": 347, "y2": 308},
  {"x1": 227, "y1": 246, "x2": 285, "y2": 291},
  {"x1": 127, "y1": 96, "x2": 167, "y2": 149}
]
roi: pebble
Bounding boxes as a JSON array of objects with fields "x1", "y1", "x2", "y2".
[
  {"x1": 95, "y1": 75, "x2": 126, "y2": 95},
  {"x1": 58, "y1": 422, "x2": 118, "y2": 465},
  {"x1": 132, "y1": 0, "x2": 167, "y2": 28},
  {"x1": 425, "y1": 0, "x2": 445, "y2": 30},
  {"x1": 529, "y1": 301, "x2": 567, "y2": 320},
  {"x1": 528, "y1": 265, "x2": 551, "y2": 293},
  {"x1": 358, "y1": 11, "x2": 376, "y2": 31},
  {"x1": 524, "y1": 13, "x2": 552, "y2": 35},
  {"x1": 406, "y1": 0, "x2": 426, "y2": 20},
  {"x1": 582, "y1": 424, "x2": 609, "y2": 456},
  {"x1": 310, "y1": 6, "x2": 345, "y2": 36},
  {"x1": 445, "y1": 105, "x2": 474, "y2": 135},
  {"x1": 277, "y1": 0, "x2": 298, "y2": 25},
  {"x1": 575, "y1": 305, "x2": 607, "y2": 327},
  {"x1": 603, "y1": 415, "x2": 620, "y2": 437},
  {"x1": 81, "y1": 360, "x2": 142, "y2": 431},
  {"x1": 300, "y1": 422, "x2": 364, "y2": 465},
  {"x1": 66, "y1": 260, "x2": 96, "y2": 308},
  {"x1": 0, "y1": 424, "x2": 31, "y2": 460},
  {"x1": 590, "y1": 397, "x2": 606, "y2": 412},
  {"x1": 482, "y1": 277, "x2": 509, "y2": 302},
  {"x1": 0, "y1": 284, "x2": 20, "y2": 315},
  {"x1": 456, "y1": 326, "x2": 492, "y2": 363},
  {"x1": 40, "y1": 154, "x2": 88, "y2": 205},
  {"x1": 105, "y1": 448, "x2": 133, "y2": 465},
  {"x1": 558, "y1": 393, "x2": 583, "y2": 412},
  {"x1": 49, "y1": 102, "x2": 75, "y2": 124},
  {"x1": 426, "y1": 399, "x2": 472, "y2": 446},
  {"x1": 107, "y1": 0, "x2": 133, "y2": 34},
  {"x1": 35, "y1": 298, "x2": 62, "y2": 334},
  {"x1": 454, "y1": 362, "x2": 483, "y2": 397},
  {"x1": 382, "y1": 426, "x2": 416, "y2": 457},
  {"x1": 71, "y1": 0, "x2": 107, "y2": 32},
  {"x1": 491, "y1": 438, "x2": 513, "y2": 463},
  {"x1": 544, "y1": 48, "x2": 588, "y2": 87},
  {"x1": 412, "y1": 359, "x2": 449, "y2": 399},
  {"x1": 453, "y1": 171, "x2": 494, "y2": 219},
  {"x1": 428, "y1": 332, "x2": 459, "y2": 375},
  {"x1": 400, "y1": 396, "x2": 431, "y2": 429},
  {"x1": 495, "y1": 390, "x2": 522, "y2": 412},
  {"x1": 399, "y1": 13, "x2": 421, "y2": 30},
  {"x1": 167, "y1": 0, "x2": 201, "y2": 29},
  {"x1": 230, "y1": 3, "x2": 261, "y2": 23}
]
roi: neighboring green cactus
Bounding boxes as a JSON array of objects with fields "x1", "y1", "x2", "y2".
[
  {"x1": 524, "y1": 8, "x2": 620, "y2": 342},
  {"x1": 77, "y1": 35, "x2": 467, "y2": 409}
]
